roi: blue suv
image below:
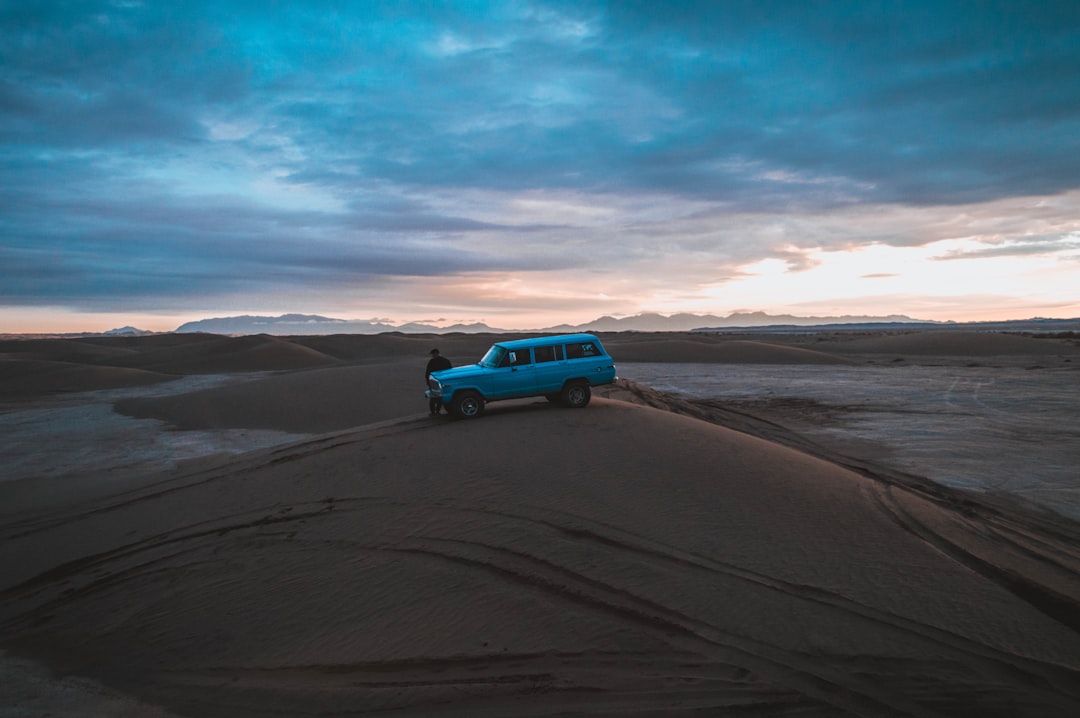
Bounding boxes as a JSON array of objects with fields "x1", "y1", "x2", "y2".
[{"x1": 426, "y1": 333, "x2": 617, "y2": 419}]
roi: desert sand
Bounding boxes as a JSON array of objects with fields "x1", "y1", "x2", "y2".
[{"x1": 2, "y1": 330, "x2": 1080, "y2": 717}]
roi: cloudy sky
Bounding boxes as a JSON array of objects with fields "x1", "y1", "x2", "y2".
[{"x1": 2, "y1": 0, "x2": 1079, "y2": 332}]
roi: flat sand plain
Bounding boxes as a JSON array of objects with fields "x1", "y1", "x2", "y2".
[
  {"x1": 2, "y1": 330, "x2": 1080, "y2": 717},
  {"x1": 614, "y1": 360, "x2": 1080, "y2": 520}
]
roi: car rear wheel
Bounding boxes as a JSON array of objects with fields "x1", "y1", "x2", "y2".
[
  {"x1": 561, "y1": 382, "x2": 591, "y2": 408},
  {"x1": 452, "y1": 391, "x2": 485, "y2": 419}
]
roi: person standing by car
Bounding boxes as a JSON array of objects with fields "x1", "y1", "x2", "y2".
[{"x1": 425, "y1": 348, "x2": 452, "y2": 415}]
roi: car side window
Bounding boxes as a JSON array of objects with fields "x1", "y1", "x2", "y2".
[
  {"x1": 502, "y1": 349, "x2": 532, "y2": 366},
  {"x1": 533, "y1": 345, "x2": 562, "y2": 363},
  {"x1": 565, "y1": 342, "x2": 599, "y2": 359}
]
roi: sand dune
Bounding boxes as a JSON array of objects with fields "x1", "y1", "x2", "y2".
[
  {"x1": 4, "y1": 331, "x2": 1076, "y2": 401},
  {"x1": 0, "y1": 359, "x2": 174, "y2": 399},
  {"x1": 605, "y1": 337, "x2": 856, "y2": 364},
  {"x1": 822, "y1": 329, "x2": 1078, "y2": 357},
  {"x1": 115, "y1": 363, "x2": 422, "y2": 433},
  {"x1": 290, "y1": 332, "x2": 501, "y2": 363},
  {"x1": 0, "y1": 337, "x2": 142, "y2": 364},
  {"x1": 0, "y1": 334, "x2": 340, "y2": 391},
  {"x1": 104, "y1": 334, "x2": 340, "y2": 374},
  {"x1": 2, "y1": 330, "x2": 1080, "y2": 717}
]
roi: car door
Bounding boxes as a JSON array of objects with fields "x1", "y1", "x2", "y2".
[
  {"x1": 490, "y1": 347, "x2": 537, "y2": 398},
  {"x1": 531, "y1": 344, "x2": 567, "y2": 393}
]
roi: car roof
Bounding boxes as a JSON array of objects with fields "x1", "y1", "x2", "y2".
[{"x1": 494, "y1": 333, "x2": 601, "y2": 350}]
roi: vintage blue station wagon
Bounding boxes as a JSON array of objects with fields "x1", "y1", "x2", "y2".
[{"x1": 426, "y1": 333, "x2": 618, "y2": 419}]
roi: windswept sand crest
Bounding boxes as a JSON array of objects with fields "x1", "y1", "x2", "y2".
[
  {"x1": 598, "y1": 377, "x2": 1080, "y2": 624},
  {"x1": 2, "y1": 400, "x2": 1079, "y2": 717}
]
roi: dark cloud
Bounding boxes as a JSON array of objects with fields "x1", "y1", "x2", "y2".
[
  {"x1": 0, "y1": 173, "x2": 573, "y2": 310},
  {"x1": 2, "y1": 0, "x2": 1079, "y2": 316}
]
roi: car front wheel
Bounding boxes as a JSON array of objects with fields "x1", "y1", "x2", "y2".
[
  {"x1": 561, "y1": 382, "x2": 591, "y2": 408},
  {"x1": 452, "y1": 391, "x2": 485, "y2": 419}
]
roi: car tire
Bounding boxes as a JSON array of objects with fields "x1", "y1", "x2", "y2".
[
  {"x1": 561, "y1": 382, "x2": 591, "y2": 408},
  {"x1": 452, "y1": 391, "x2": 485, "y2": 419}
]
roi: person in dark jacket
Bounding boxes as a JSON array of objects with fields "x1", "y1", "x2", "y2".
[{"x1": 425, "y1": 348, "x2": 452, "y2": 415}]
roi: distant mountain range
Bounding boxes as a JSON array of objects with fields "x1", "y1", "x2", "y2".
[
  {"x1": 554, "y1": 311, "x2": 926, "y2": 333},
  {"x1": 173, "y1": 314, "x2": 503, "y2": 335},
  {"x1": 103, "y1": 325, "x2": 156, "y2": 336},
  {"x1": 173, "y1": 311, "x2": 932, "y2": 335},
  {"x1": 5, "y1": 313, "x2": 1077, "y2": 341}
]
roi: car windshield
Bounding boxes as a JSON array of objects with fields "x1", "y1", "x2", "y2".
[{"x1": 480, "y1": 345, "x2": 506, "y2": 368}]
